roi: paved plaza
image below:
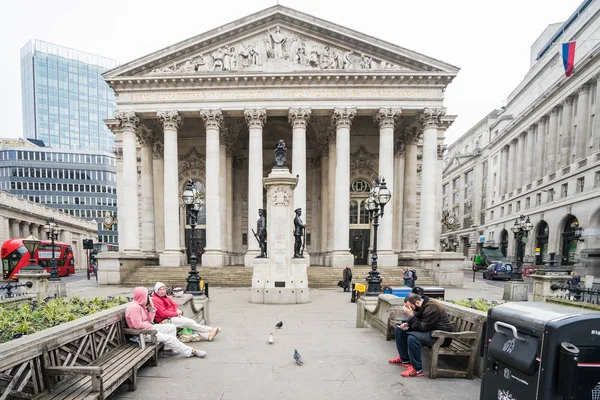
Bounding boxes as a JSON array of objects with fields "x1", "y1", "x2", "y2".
[{"x1": 52, "y1": 277, "x2": 492, "y2": 400}]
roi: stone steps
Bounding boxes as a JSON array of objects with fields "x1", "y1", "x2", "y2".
[{"x1": 122, "y1": 265, "x2": 437, "y2": 288}]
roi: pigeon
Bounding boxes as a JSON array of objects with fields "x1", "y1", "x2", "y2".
[
  {"x1": 275, "y1": 321, "x2": 283, "y2": 329},
  {"x1": 268, "y1": 333, "x2": 274, "y2": 344},
  {"x1": 294, "y1": 349, "x2": 303, "y2": 365}
]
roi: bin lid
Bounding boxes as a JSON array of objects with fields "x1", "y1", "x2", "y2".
[{"x1": 490, "y1": 302, "x2": 599, "y2": 330}]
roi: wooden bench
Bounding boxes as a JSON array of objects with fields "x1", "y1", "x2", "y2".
[
  {"x1": 35, "y1": 325, "x2": 161, "y2": 400},
  {"x1": 386, "y1": 302, "x2": 485, "y2": 379}
]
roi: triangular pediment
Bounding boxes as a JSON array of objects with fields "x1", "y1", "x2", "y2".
[{"x1": 104, "y1": 6, "x2": 459, "y2": 80}]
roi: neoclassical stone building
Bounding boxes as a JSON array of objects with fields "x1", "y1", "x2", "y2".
[{"x1": 101, "y1": 5, "x2": 463, "y2": 283}]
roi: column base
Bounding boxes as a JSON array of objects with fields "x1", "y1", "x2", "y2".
[
  {"x1": 330, "y1": 251, "x2": 354, "y2": 268},
  {"x1": 376, "y1": 251, "x2": 398, "y2": 267},
  {"x1": 397, "y1": 251, "x2": 419, "y2": 267},
  {"x1": 202, "y1": 250, "x2": 224, "y2": 267},
  {"x1": 159, "y1": 251, "x2": 185, "y2": 267},
  {"x1": 244, "y1": 250, "x2": 261, "y2": 267},
  {"x1": 502, "y1": 281, "x2": 529, "y2": 301}
]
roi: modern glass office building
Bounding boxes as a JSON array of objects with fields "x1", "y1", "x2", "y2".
[
  {"x1": 21, "y1": 40, "x2": 117, "y2": 152},
  {"x1": 0, "y1": 139, "x2": 118, "y2": 244}
]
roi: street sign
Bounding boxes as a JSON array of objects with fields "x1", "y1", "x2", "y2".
[
  {"x1": 479, "y1": 236, "x2": 485, "y2": 243},
  {"x1": 535, "y1": 247, "x2": 541, "y2": 255}
]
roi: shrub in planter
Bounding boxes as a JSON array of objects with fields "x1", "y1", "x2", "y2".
[
  {"x1": 0, "y1": 296, "x2": 129, "y2": 343},
  {"x1": 447, "y1": 297, "x2": 501, "y2": 312}
]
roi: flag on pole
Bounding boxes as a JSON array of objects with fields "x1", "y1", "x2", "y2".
[{"x1": 562, "y1": 41, "x2": 576, "y2": 77}]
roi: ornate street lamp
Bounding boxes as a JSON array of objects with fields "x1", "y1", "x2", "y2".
[
  {"x1": 22, "y1": 234, "x2": 42, "y2": 271},
  {"x1": 43, "y1": 217, "x2": 61, "y2": 281},
  {"x1": 364, "y1": 176, "x2": 391, "y2": 296},
  {"x1": 511, "y1": 215, "x2": 533, "y2": 281},
  {"x1": 182, "y1": 179, "x2": 204, "y2": 295}
]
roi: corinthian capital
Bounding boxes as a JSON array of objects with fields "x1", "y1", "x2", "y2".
[
  {"x1": 153, "y1": 141, "x2": 164, "y2": 159},
  {"x1": 244, "y1": 108, "x2": 267, "y2": 129},
  {"x1": 418, "y1": 108, "x2": 445, "y2": 129},
  {"x1": 561, "y1": 96, "x2": 574, "y2": 107},
  {"x1": 136, "y1": 128, "x2": 154, "y2": 147},
  {"x1": 332, "y1": 107, "x2": 357, "y2": 129},
  {"x1": 401, "y1": 126, "x2": 420, "y2": 145},
  {"x1": 115, "y1": 111, "x2": 139, "y2": 131},
  {"x1": 199, "y1": 109, "x2": 223, "y2": 130},
  {"x1": 374, "y1": 108, "x2": 401, "y2": 129},
  {"x1": 288, "y1": 108, "x2": 312, "y2": 129},
  {"x1": 550, "y1": 106, "x2": 560, "y2": 116},
  {"x1": 157, "y1": 110, "x2": 183, "y2": 130}
]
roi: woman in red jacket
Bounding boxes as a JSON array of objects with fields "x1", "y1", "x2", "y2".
[{"x1": 153, "y1": 282, "x2": 221, "y2": 342}]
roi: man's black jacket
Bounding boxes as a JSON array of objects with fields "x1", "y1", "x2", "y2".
[{"x1": 407, "y1": 297, "x2": 454, "y2": 333}]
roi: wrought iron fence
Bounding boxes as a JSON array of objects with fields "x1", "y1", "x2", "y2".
[
  {"x1": 0, "y1": 281, "x2": 33, "y2": 299},
  {"x1": 550, "y1": 283, "x2": 600, "y2": 304}
]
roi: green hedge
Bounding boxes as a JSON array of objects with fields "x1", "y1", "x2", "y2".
[
  {"x1": 446, "y1": 298, "x2": 501, "y2": 312},
  {"x1": 0, "y1": 296, "x2": 128, "y2": 343}
]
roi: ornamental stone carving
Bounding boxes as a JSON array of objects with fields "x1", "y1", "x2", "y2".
[
  {"x1": 374, "y1": 108, "x2": 401, "y2": 129},
  {"x1": 115, "y1": 111, "x2": 139, "y2": 131},
  {"x1": 136, "y1": 129, "x2": 154, "y2": 147},
  {"x1": 561, "y1": 96, "x2": 574, "y2": 107},
  {"x1": 550, "y1": 106, "x2": 560, "y2": 116},
  {"x1": 332, "y1": 108, "x2": 356, "y2": 129},
  {"x1": 271, "y1": 186, "x2": 291, "y2": 207},
  {"x1": 199, "y1": 109, "x2": 223, "y2": 130},
  {"x1": 401, "y1": 126, "x2": 421, "y2": 145},
  {"x1": 288, "y1": 108, "x2": 312, "y2": 129},
  {"x1": 418, "y1": 108, "x2": 445, "y2": 129},
  {"x1": 350, "y1": 145, "x2": 378, "y2": 177},
  {"x1": 157, "y1": 110, "x2": 183, "y2": 130},
  {"x1": 147, "y1": 25, "x2": 405, "y2": 75},
  {"x1": 178, "y1": 147, "x2": 205, "y2": 175},
  {"x1": 152, "y1": 141, "x2": 164, "y2": 159},
  {"x1": 113, "y1": 146, "x2": 123, "y2": 161},
  {"x1": 244, "y1": 108, "x2": 267, "y2": 129}
]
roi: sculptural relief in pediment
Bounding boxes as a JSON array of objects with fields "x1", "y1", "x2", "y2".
[{"x1": 148, "y1": 24, "x2": 409, "y2": 75}]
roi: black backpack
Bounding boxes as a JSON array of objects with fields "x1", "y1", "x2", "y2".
[{"x1": 411, "y1": 269, "x2": 418, "y2": 281}]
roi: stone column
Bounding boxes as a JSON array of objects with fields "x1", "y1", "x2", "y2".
[
  {"x1": 515, "y1": 133, "x2": 525, "y2": 189},
  {"x1": 374, "y1": 108, "x2": 401, "y2": 266},
  {"x1": 289, "y1": 108, "x2": 312, "y2": 219},
  {"x1": 575, "y1": 84, "x2": 590, "y2": 160},
  {"x1": 226, "y1": 141, "x2": 234, "y2": 264},
  {"x1": 327, "y1": 137, "x2": 336, "y2": 258},
  {"x1": 594, "y1": 76, "x2": 600, "y2": 150},
  {"x1": 393, "y1": 141, "x2": 405, "y2": 253},
  {"x1": 538, "y1": 114, "x2": 551, "y2": 176},
  {"x1": 499, "y1": 147, "x2": 507, "y2": 195},
  {"x1": 219, "y1": 130, "x2": 227, "y2": 262},
  {"x1": 115, "y1": 111, "x2": 140, "y2": 252},
  {"x1": 152, "y1": 142, "x2": 165, "y2": 253},
  {"x1": 524, "y1": 127, "x2": 535, "y2": 185},
  {"x1": 158, "y1": 110, "x2": 183, "y2": 267},
  {"x1": 507, "y1": 139, "x2": 517, "y2": 193},
  {"x1": 244, "y1": 108, "x2": 267, "y2": 266},
  {"x1": 138, "y1": 129, "x2": 155, "y2": 252},
  {"x1": 200, "y1": 109, "x2": 224, "y2": 267},
  {"x1": 0, "y1": 216, "x2": 8, "y2": 243},
  {"x1": 418, "y1": 108, "x2": 444, "y2": 253},
  {"x1": 10, "y1": 219, "x2": 20, "y2": 238},
  {"x1": 331, "y1": 107, "x2": 356, "y2": 268},
  {"x1": 401, "y1": 129, "x2": 418, "y2": 254},
  {"x1": 320, "y1": 145, "x2": 329, "y2": 258},
  {"x1": 559, "y1": 97, "x2": 574, "y2": 167}
]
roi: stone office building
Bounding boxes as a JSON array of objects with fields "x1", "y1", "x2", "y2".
[{"x1": 101, "y1": 5, "x2": 464, "y2": 285}]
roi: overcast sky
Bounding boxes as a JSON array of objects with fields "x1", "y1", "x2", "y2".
[{"x1": 0, "y1": 0, "x2": 583, "y2": 144}]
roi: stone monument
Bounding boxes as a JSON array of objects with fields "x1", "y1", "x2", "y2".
[{"x1": 251, "y1": 140, "x2": 310, "y2": 304}]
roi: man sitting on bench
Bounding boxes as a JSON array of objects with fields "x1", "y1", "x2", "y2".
[
  {"x1": 153, "y1": 282, "x2": 221, "y2": 342},
  {"x1": 125, "y1": 287, "x2": 207, "y2": 358},
  {"x1": 388, "y1": 293, "x2": 453, "y2": 377}
]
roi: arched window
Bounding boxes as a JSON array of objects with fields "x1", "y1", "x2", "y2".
[
  {"x1": 349, "y1": 200, "x2": 358, "y2": 224},
  {"x1": 359, "y1": 200, "x2": 369, "y2": 224}
]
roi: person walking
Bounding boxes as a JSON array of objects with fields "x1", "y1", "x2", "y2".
[
  {"x1": 342, "y1": 265, "x2": 353, "y2": 292},
  {"x1": 403, "y1": 267, "x2": 415, "y2": 288}
]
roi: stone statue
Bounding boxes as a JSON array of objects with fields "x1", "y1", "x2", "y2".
[
  {"x1": 274, "y1": 140, "x2": 287, "y2": 168},
  {"x1": 343, "y1": 50, "x2": 354, "y2": 69},
  {"x1": 212, "y1": 48, "x2": 225, "y2": 71},
  {"x1": 293, "y1": 208, "x2": 306, "y2": 258},
  {"x1": 255, "y1": 209, "x2": 267, "y2": 258},
  {"x1": 268, "y1": 25, "x2": 286, "y2": 59}
]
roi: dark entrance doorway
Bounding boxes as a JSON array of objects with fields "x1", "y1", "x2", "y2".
[
  {"x1": 350, "y1": 229, "x2": 370, "y2": 265},
  {"x1": 561, "y1": 215, "x2": 579, "y2": 266},
  {"x1": 185, "y1": 228, "x2": 206, "y2": 265},
  {"x1": 500, "y1": 230, "x2": 509, "y2": 257},
  {"x1": 535, "y1": 221, "x2": 549, "y2": 266}
]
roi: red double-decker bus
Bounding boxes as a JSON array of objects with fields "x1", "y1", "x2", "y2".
[{"x1": 1, "y1": 238, "x2": 76, "y2": 280}]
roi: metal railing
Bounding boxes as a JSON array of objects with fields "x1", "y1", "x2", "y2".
[
  {"x1": 0, "y1": 281, "x2": 33, "y2": 299},
  {"x1": 550, "y1": 283, "x2": 600, "y2": 304}
]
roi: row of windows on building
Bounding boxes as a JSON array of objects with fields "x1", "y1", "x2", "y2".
[
  {"x1": 491, "y1": 171, "x2": 600, "y2": 220},
  {"x1": 2, "y1": 181, "x2": 116, "y2": 195},
  {"x1": 7, "y1": 192, "x2": 116, "y2": 207},
  {"x1": 0, "y1": 150, "x2": 115, "y2": 165},
  {"x1": 0, "y1": 167, "x2": 116, "y2": 182}
]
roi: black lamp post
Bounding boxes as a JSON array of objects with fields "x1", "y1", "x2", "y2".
[
  {"x1": 22, "y1": 234, "x2": 42, "y2": 271},
  {"x1": 182, "y1": 179, "x2": 204, "y2": 295},
  {"x1": 510, "y1": 214, "x2": 533, "y2": 281},
  {"x1": 363, "y1": 176, "x2": 391, "y2": 296},
  {"x1": 43, "y1": 218, "x2": 61, "y2": 281}
]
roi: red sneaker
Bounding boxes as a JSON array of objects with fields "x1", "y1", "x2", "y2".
[
  {"x1": 388, "y1": 356, "x2": 411, "y2": 367},
  {"x1": 401, "y1": 366, "x2": 424, "y2": 377}
]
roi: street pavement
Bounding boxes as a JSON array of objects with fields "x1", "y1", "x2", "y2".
[{"x1": 45, "y1": 275, "x2": 510, "y2": 400}]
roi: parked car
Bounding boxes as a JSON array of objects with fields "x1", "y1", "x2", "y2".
[{"x1": 482, "y1": 263, "x2": 513, "y2": 281}]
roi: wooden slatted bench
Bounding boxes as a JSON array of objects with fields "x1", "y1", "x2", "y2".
[
  {"x1": 385, "y1": 302, "x2": 485, "y2": 379},
  {"x1": 35, "y1": 327, "x2": 160, "y2": 400}
]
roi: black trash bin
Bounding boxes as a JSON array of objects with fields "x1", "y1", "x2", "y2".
[{"x1": 480, "y1": 302, "x2": 600, "y2": 400}]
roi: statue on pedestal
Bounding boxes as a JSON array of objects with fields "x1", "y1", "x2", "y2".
[
  {"x1": 254, "y1": 209, "x2": 267, "y2": 258},
  {"x1": 293, "y1": 208, "x2": 306, "y2": 258},
  {"x1": 274, "y1": 140, "x2": 287, "y2": 168}
]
